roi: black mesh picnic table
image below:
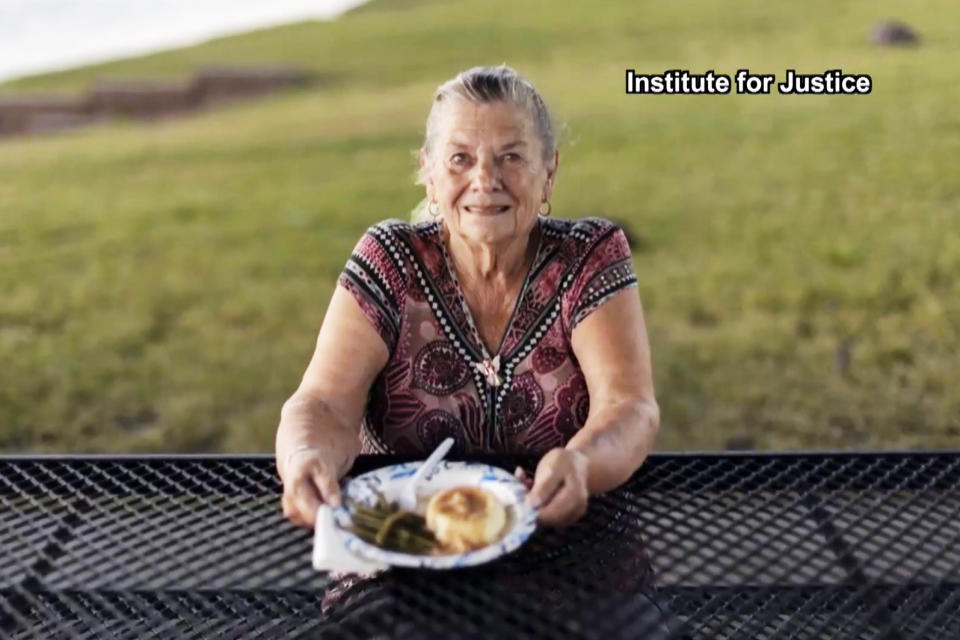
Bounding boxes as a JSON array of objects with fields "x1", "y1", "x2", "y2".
[{"x1": 2, "y1": 451, "x2": 959, "y2": 639}]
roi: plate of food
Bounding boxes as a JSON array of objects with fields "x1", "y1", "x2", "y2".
[{"x1": 329, "y1": 460, "x2": 538, "y2": 569}]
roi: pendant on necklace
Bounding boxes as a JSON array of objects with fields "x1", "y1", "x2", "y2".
[{"x1": 474, "y1": 354, "x2": 502, "y2": 387}]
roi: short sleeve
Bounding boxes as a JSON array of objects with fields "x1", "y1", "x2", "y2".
[
  {"x1": 337, "y1": 222, "x2": 409, "y2": 353},
  {"x1": 561, "y1": 222, "x2": 638, "y2": 332}
]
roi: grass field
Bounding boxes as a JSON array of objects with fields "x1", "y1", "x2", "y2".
[{"x1": 2, "y1": 0, "x2": 959, "y2": 453}]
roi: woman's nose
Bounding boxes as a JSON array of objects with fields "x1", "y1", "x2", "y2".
[{"x1": 470, "y1": 155, "x2": 502, "y2": 191}]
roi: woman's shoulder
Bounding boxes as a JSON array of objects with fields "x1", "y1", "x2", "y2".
[
  {"x1": 352, "y1": 219, "x2": 445, "y2": 285},
  {"x1": 541, "y1": 215, "x2": 628, "y2": 256},
  {"x1": 547, "y1": 217, "x2": 638, "y2": 330},
  {"x1": 542, "y1": 214, "x2": 622, "y2": 237},
  {"x1": 362, "y1": 218, "x2": 443, "y2": 248}
]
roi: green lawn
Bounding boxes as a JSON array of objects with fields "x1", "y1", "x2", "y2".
[{"x1": 2, "y1": 0, "x2": 958, "y2": 453}]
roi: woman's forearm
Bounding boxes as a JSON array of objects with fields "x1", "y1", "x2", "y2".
[
  {"x1": 565, "y1": 400, "x2": 660, "y2": 495},
  {"x1": 275, "y1": 392, "x2": 360, "y2": 479}
]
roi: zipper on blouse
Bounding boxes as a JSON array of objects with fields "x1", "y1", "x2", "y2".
[{"x1": 485, "y1": 384, "x2": 497, "y2": 450}]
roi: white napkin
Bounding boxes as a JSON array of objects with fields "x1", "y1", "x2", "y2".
[{"x1": 312, "y1": 504, "x2": 389, "y2": 574}]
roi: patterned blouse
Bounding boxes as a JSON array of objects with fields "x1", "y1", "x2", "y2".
[{"x1": 338, "y1": 215, "x2": 638, "y2": 456}]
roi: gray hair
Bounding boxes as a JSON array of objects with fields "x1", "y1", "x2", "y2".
[{"x1": 415, "y1": 65, "x2": 556, "y2": 186}]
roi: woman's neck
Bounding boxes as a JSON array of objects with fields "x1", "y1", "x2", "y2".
[{"x1": 444, "y1": 222, "x2": 541, "y2": 284}]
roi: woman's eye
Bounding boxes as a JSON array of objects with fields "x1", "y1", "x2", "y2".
[
  {"x1": 504, "y1": 153, "x2": 523, "y2": 164},
  {"x1": 451, "y1": 153, "x2": 470, "y2": 165}
]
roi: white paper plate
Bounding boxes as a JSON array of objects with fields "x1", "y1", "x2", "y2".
[{"x1": 330, "y1": 460, "x2": 538, "y2": 569}]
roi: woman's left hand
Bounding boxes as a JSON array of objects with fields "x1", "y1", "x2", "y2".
[{"x1": 516, "y1": 448, "x2": 590, "y2": 527}]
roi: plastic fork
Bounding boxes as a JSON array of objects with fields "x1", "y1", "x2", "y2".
[{"x1": 397, "y1": 437, "x2": 454, "y2": 511}]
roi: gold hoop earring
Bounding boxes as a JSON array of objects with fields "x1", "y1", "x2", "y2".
[
  {"x1": 539, "y1": 200, "x2": 552, "y2": 217},
  {"x1": 428, "y1": 200, "x2": 441, "y2": 218}
]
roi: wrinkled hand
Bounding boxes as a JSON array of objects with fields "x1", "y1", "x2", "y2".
[
  {"x1": 281, "y1": 448, "x2": 349, "y2": 528},
  {"x1": 515, "y1": 448, "x2": 590, "y2": 527}
]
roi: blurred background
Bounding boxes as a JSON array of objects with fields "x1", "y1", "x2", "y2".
[{"x1": 0, "y1": 0, "x2": 957, "y2": 454}]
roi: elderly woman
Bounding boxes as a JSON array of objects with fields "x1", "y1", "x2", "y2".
[{"x1": 276, "y1": 65, "x2": 659, "y2": 529}]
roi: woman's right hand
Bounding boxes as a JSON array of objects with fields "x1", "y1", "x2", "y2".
[{"x1": 280, "y1": 444, "x2": 354, "y2": 528}]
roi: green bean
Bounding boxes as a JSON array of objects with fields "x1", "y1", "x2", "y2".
[
  {"x1": 390, "y1": 529, "x2": 435, "y2": 547},
  {"x1": 350, "y1": 523, "x2": 381, "y2": 538},
  {"x1": 344, "y1": 495, "x2": 437, "y2": 554},
  {"x1": 346, "y1": 500, "x2": 385, "y2": 518},
  {"x1": 382, "y1": 535, "x2": 433, "y2": 553},
  {"x1": 375, "y1": 511, "x2": 409, "y2": 546},
  {"x1": 351, "y1": 512, "x2": 387, "y2": 529}
]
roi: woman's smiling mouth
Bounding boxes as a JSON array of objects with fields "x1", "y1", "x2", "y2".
[{"x1": 463, "y1": 205, "x2": 511, "y2": 215}]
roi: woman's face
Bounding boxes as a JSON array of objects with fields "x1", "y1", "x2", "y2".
[{"x1": 422, "y1": 99, "x2": 558, "y2": 247}]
